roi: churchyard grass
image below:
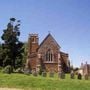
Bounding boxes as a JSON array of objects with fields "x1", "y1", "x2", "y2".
[{"x1": 0, "y1": 73, "x2": 90, "y2": 90}]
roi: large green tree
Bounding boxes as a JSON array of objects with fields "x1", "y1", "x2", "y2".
[
  {"x1": 1, "y1": 18, "x2": 24, "y2": 68},
  {"x1": 0, "y1": 43, "x2": 3, "y2": 66}
]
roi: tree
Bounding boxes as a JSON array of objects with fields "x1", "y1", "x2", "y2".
[
  {"x1": 1, "y1": 18, "x2": 24, "y2": 68},
  {"x1": 22, "y1": 42, "x2": 28, "y2": 67},
  {"x1": 0, "y1": 43, "x2": 3, "y2": 66}
]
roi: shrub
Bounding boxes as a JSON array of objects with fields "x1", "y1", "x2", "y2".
[{"x1": 2, "y1": 65, "x2": 13, "y2": 74}]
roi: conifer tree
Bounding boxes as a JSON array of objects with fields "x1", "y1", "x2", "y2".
[
  {"x1": 0, "y1": 43, "x2": 3, "y2": 66},
  {"x1": 1, "y1": 18, "x2": 24, "y2": 68}
]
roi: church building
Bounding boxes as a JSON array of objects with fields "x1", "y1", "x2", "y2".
[{"x1": 27, "y1": 33, "x2": 70, "y2": 73}]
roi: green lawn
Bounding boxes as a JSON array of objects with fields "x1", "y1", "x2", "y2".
[{"x1": 0, "y1": 73, "x2": 90, "y2": 90}]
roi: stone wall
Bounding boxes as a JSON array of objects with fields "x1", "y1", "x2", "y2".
[{"x1": 44, "y1": 63, "x2": 58, "y2": 72}]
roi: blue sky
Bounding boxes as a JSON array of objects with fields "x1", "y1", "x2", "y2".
[{"x1": 0, "y1": 0, "x2": 90, "y2": 67}]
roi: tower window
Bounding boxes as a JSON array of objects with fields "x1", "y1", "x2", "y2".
[{"x1": 32, "y1": 38, "x2": 35, "y2": 43}]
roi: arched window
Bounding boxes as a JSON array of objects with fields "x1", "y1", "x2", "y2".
[{"x1": 46, "y1": 49, "x2": 53, "y2": 62}]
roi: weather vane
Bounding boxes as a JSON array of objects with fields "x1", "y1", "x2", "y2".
[{"x1": 48, "y1": 30, "x2": 51, "y2": 34}]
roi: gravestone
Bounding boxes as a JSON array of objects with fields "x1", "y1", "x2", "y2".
[
  {"x1": 42, "y1": 71, "x2": 47, "y2": 77},
  {"x1": 77, "y1": 73, "x2": 82, "y2": 80},
  {"x1": 24, "y1": 68, "x2": 31, "y2": 75},
  {"x1": 58, "y1": 71, "x2": 65, "y2": 79},
  {"x1": 70, "y1": 71, "x2": 74, "y2": 79},
  {"x1": 32, "y1": 69, "x2": 38, "y2": 76},
  {"x1": 84, "y1": 74, "x2": 89, "y2": 80},
  {"x1": 49, "y1": 71, "x2": 54, "y2": 77}
]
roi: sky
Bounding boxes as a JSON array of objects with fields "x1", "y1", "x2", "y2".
[{"x1": 0, "y1": 0, "x2": 90, "y2": 67}]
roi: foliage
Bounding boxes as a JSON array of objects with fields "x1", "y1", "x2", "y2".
[
  {"x1": 2, "y1": 65, "x2": 13, "y2": 74},
  {"x1": 21, "y1": 42, "x2": 28, "y2": 68},
  {"x1": 1, "y1": 18, "x2": 24, "y2": 69},
  {"x1": 74, "y1": 67, "x2": 79, "y2": 71},
  {"x1": 0, "y1": 44, "x2": 3, "y2": 66}
]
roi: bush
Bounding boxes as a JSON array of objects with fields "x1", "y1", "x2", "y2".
[{"x1": 2, "y1": 65, "x2": 13, "y2": 74}]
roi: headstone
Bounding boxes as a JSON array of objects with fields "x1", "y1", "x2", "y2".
[
  {"x1": 49, "y1": 71, "x2": 54, "y2": 77},
  {"x1": 42, "y1": 71, "x2": 47, "y2": 77},
  {"x1": 58, "y1": 71, "x2": 65, "y2": 79},
  {"x1": 32, "y1": 69, "x2": 38, "y2": 76},
  {"x1": 70, "y1": 71, "x2": 74, "y2": 79},
  {"x1": 24, "y1": 68, "x2": 31, "y2": 75},
  {"x1": 77, "y1": 73, "x2": 82, "y2": 80},
  {"x1": 84, "y1": 74, "x2": 89, "y2": 80}
]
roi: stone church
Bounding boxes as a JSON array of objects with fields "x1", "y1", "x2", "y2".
[{"x1": 27, "y1": 33, "x2": 70, "y2": 73}]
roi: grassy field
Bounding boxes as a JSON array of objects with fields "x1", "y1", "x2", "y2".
[{"x1": 0, "y1": 73, "x2": 90, "y2": 90}]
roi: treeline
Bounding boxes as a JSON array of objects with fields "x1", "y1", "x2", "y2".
[{"x1": 0, "y1": 18, "x2": 28, "y2": 73}]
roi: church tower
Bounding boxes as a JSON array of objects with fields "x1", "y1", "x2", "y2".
[{"x1": 28, "y1": 34, "x2": 39, "y2": 54}]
